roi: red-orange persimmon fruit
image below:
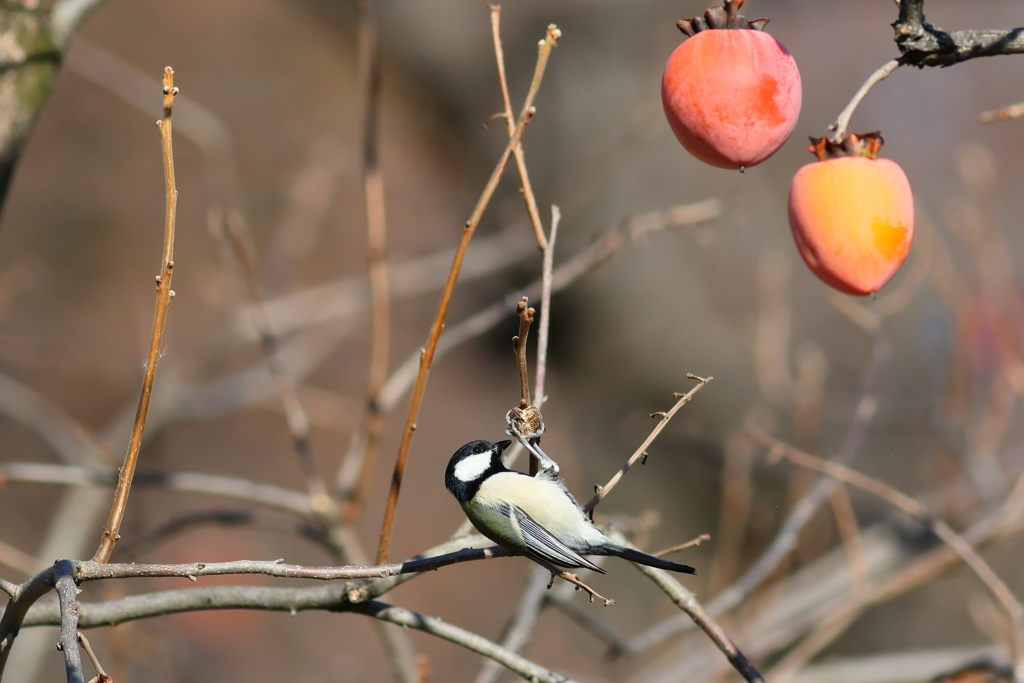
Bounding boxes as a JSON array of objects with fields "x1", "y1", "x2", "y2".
[
  {"x1": 788, "y1": 133, "x2": 914, "y2": 296},
  {"x1": 662, "y1": 0, "x2": 801, "y2": 170}
]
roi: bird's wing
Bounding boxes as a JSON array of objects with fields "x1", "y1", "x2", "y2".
[{"x1": 505, "y1": 504, "x2": 605, "y2": 574}]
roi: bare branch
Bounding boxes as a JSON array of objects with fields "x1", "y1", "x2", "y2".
[
  {"x1": 489, "y1": 5, "x2": 547, "y2": 250},
  {"x1": 92, "y1": 67, "x2": 179, "y2": 564},
  {"x1": 354, "y1": 601, "x2": 576, "y2": 683},
  {"x1": 627, "y1": 327, "x2": 888, "y2": 653},
  {"x1": 375, "y1": 23, "x2": 561, "y2": 565},
  {"x1": 54, "y1": 561, "x2": 85, "y2": 683},
  {"x1": 608, "y1": 532, "x2": 764, "y2": 683},
  {"x1": 583, "y1": 375, "x2": 711, "y2": 515},
  {"x1": 71, "y1": 546, "x2": 511, "y2": 584},
  {"x1": 653, "y1": 534, "x2": 711, "y2": 558},
  {"x1": 760, "y1": 435, "x2": 1024, "y2": 680},
  {"x1": 76, "y1": 633, "x2": 111, "y2": 683},
  {"x1": 828, "y1": 59, "x2": 901, "y2": 143},
  {"x1": 893, "y1": 0, "x2": 1024, "y2": 67}
]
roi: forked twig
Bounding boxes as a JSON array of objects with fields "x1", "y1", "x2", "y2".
[
  {"x1": 375, "y1": 23, "x2": 561, "y2": 565},
  {"x1": 490, "y1": 5, "x2": 548, "y2": 250},
  {"x1": 92, "y1": 67, "x2": 179, "y2": 564},
  {"x1": 582, "y1": 375, "x2": 711, "y2": 515},
  {"x1": 545, "y1": 569, "x2": 614, "y2": 607}
]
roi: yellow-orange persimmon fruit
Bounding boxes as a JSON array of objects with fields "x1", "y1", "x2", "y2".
[
  {"x1": 662, "y1": 0, "x2": 801, "y2": 170},
  {"x1": 788, "y1": 133, "x2": 913, "y2": 296}
]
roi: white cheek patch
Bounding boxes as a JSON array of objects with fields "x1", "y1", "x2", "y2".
[{"x1": 454, "y1": 452, "x2": 491, "y2": 482}]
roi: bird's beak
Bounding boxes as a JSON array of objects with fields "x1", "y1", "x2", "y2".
[{"x1": 495, "y1": 440, "x2": 512, "y2": 454}]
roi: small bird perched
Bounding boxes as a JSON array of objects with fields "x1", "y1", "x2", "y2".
[{"x1": 445, "y1": 439, "x2": 697, "y2": 575}]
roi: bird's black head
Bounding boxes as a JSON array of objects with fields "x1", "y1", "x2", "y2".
[{"x1": 444, "y1": 439, "x2": 511, "y2": 503}]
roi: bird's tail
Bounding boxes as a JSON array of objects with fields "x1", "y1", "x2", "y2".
[{"x1": 604, "y1": 544, "x2": 697, "y2": 574}]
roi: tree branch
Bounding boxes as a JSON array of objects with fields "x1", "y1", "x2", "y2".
[
  {"x1": 893, "y1": 0, "x2": 1024, "y2": 67},
  {"x1": 54, "y1": 561, "x2": 84, "y2": 683},
  {"x1": 375, "y1": 23, "x2": 560, "y2": 565},
  {"x1": 92, "y1": 67, "x2": 179, "y2": 563}
]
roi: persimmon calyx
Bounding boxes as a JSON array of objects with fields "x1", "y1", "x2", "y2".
[
  {"x1": 807, "y1": 132, "x2": 885, "y2": 161},
  {"x1": 677, "y1": 0, "x2": 769, "y2": 37}
]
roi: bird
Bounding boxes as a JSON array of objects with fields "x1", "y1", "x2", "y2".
[{"x1": 445, "y1": 439, "x2": 697, "y2": 575}]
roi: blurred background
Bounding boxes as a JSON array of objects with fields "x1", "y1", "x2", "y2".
[{"x1": 2, "y1": 0, "x2": 1024, "y2": 681}]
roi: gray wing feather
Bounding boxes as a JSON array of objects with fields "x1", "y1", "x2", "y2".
[{"x1": 504, "y1": 504, "x2": 605, "y2": 574}]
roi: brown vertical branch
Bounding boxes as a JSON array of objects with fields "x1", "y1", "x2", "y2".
[
  {"x1": 489, "y1": 5, "x2": 547, "y2": 250},
  {"x1": 92, "y1": 67, "x2": 179, "y2": 564},
  {"x1": 341, "y1": 0, "x2": 391, "y2": 523},
  {"x1": 513, "y1": 299, "x2": 535, "y2": 409},
  {"x1": 375, "y1": 24, "x2": 560, "y2": 565},
  {"x1": 214, "y1": 208, "x2": 332, "y2": 515}
]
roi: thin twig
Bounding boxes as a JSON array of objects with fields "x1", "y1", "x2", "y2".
[
  {"x1": 827, "y1": 484, "x2": 869, "y2": 594},
  {"x1": 513, "y1": 299, "x2": 535, "y2": 409},
  {"x1": 625, "y1": 327, "x2": 888, "y2": 654},
  {"x1": 55, "y1": 560, "x2": 85, "y2": 683},
  {"x1": 547, "y1": 569, "x2": 614, "y2": 607},
  {"x1": 92, "y1": 67, "x2": 179, "y2": 564},
  {"x1": 979, "y1": 101, "x2": 1024, "y2": 124},
  {"x1": 582, "y1": 375, "x2": 711, "y2": 515},
  {"x1": 653, "y1": 534, "x2": 711, "y2": 558},
  {"x1": 375, "y1": 24, "x2": 561, "y2": 565},
  {"x1": 489, "y1": 5, "x2": 548, "y2": 251},
  {"x1": 534, "y1": 205, "x2": 560, "y2": 408},
  {"x1": 828, "y1": 59, "x2": 902, "y2": 143},
  {"x1": 761, "y1": 435, "x2": 1024, "y2": 680},
  {"x1": 609, "y1": 531, "x2": 764, "y2": 683},
  {"x1": 341, "y1": 0, "x2": 392, "y2": 524},
  {"x1": 214, "y1": 207, "x2": 332, "y2": 515},
  {"x1": 76, "y1": 633, "x2": 111, "y2": 683},
  {"x1": 376, "y1": 200, "x2": 720, "y2": 439}
]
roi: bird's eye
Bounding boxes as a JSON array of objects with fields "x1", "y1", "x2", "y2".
[{"x1": 473, "y1": 444, "x2": 486, "y2": 454}]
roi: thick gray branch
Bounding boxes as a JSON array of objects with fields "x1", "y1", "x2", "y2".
[
  {"x1": 893, "y1": 0, "x2": 1024, "y2": 67},
  {"x1": 53, "y1": 561, "x2": 84, "y2": 683},
  {"x1": 21, "y1": 590, "x2": 575, "y2": 683}
]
